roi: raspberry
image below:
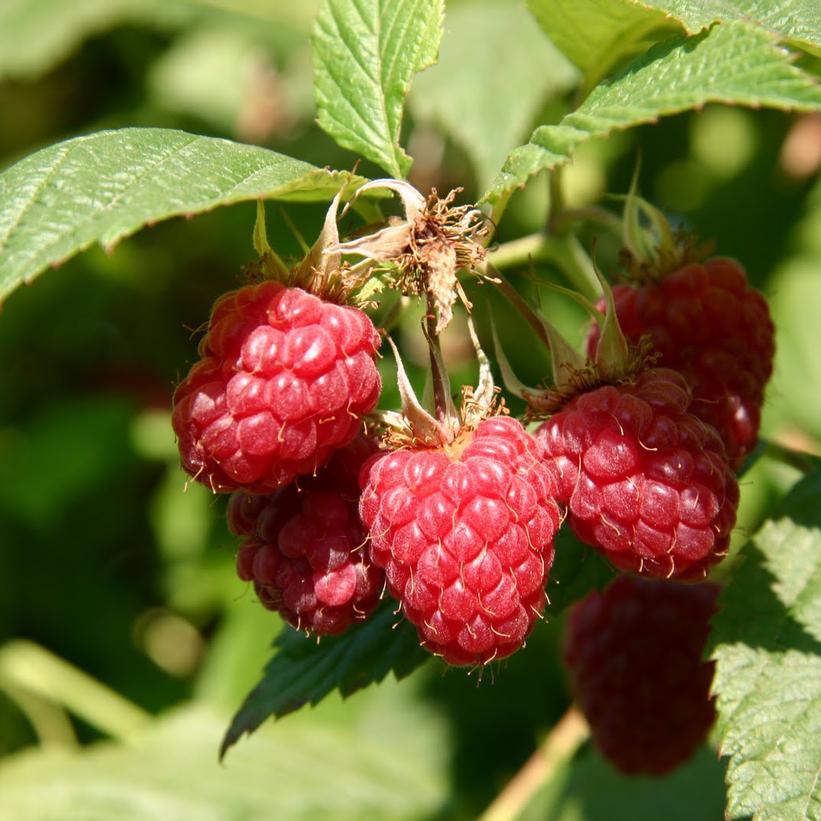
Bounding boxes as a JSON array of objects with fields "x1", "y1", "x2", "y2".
[
  {"x1": 172, "y1": 280, "x2": 381, "y2": 493},
  {"x1": 229, "y1": 438, "x2": 383, "y2": 635},
  {"x1": 587, "y1": 258, "x2": 775, "y2": 465},
  {"x1": 564, "y1": 576, "x2": 719, "y2": 775},
  {"x1": 360, "y1": 416, "x2": 561, "y2": 666},
  {"x1": 537, "y1": 368, "x2": 738, "y2": 579}
]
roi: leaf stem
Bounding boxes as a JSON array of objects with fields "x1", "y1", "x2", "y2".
[{"x1": 479, "y1": 706, "x2": 589, "y2": 821}]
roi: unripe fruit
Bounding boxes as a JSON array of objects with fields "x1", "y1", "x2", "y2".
[
  {"x1": 173, "y1": 281, "x2": 381, "y2": 493},
  {"x1": 360, "y1": 416, "x2": 561, "y2": 666}
]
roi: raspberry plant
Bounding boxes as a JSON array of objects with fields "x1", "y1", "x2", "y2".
[{"x1": 0, "y1": 1, "x2": 820, "y2": 819}]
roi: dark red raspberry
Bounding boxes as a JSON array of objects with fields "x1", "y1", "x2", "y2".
[
  {"x1": 360, "y1": 416, "x2": 561, "y2": 666},
  {"x1": 564, "y1": 576, "x2": 719, "y2": 775},
  {"x1": 537, "y1": 368, "x2": 738, "y2": 579},
  {"x1": 173, "y1": 280, "x2": 381, "y2": 493},
  {"x1": 587, "y1": 258, "x2": 775, "y2": 466},
  {"x1": 229, "y1": 438, "x2": 383, "y2": 635}
]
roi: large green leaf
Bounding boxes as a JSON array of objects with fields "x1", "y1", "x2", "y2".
[
  {"x1": 410, "y1": 0, "x2": 579, "y2": 190},
  {"x1": 0, "y1": 703, "x2": 447, "y2": 820},
  {"x1": 709, "y1": 468, "x2": 821, "y2": 820},
  {"x1": 0, "y1": 128, "x2": 365, "y2": 302},
  {"x1": 640, "y1": 0, "x2": 821, "y2": 53},
  {"x1": 527, "y1": 0, "x2": 680, "y2": 90},
  {"x1": 483, "y1": 22, "x2": 821, "y2": 204},
  {"x1": 221, "y1": 603, "x2": 428, "y2": 757},
  {"x1": 313, "y1": 0, "x2": 444, "y2": 178}
]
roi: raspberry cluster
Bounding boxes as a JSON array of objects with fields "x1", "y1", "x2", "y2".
[
  {"x1": 564, "y1": 576, "x2": 719, "y2": 775},
  {"x1": 360, "y1": 416, "x2": 561, "y2": 666},
  {"x1": 173, "y1": 280, "x2": 381, "y2": 494},
  {"x1": 587, "y1": 258, "x2": 774, "y2": 466}
]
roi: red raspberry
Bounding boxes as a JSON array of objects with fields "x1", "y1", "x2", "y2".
[
  {"x1": 564, "y1": 576, "x2": 719, "y2": 775},
  {"x1": 537, "y1": 368, "x2": 738, "y2": 579},
  {"x1": 229, "y1": 438, "x2": 383, "y2": 635},
  {"x1": 587, "y1": 258, "x2": 775, "y2": 466},
  {"x1": 172, "y1": 280, "x2": 381, "y2": 493},
  {"x1": 360, "y1": 416, "x2": 561, "y2": 666}
]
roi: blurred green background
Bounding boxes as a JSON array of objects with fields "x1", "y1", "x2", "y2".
[{"x1": 0, "y1": 1, "x2": 819, "y2": 818}]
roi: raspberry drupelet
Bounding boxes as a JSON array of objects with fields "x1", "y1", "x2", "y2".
[
  {"x1": 360, "y1": 415, "x2": 561, "y2": 666},
  {"x1": 537, "y1": 368, "x2": 739, "y2": 580},
  {"x1": 173, "y1": 280, "x2": 381, "y2": 493},
  {"x1": 564, "y1": 575, "x2": 719, "y2": 775},
  {"x1": 229, "y1": 437, "x2": 383, "y2": 636}
]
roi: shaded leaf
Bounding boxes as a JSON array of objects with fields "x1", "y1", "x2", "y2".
[
  {"x1": 527, "y1": 0, "x2": 680, "y2": 90},
  {"x1": 221, "y1": 603, "x2": 428, "y2": 757},
  {"x1": 709, "y1": 468, "x2": 821, "y2": 820},
  {"x1": 0, "y1": 128, "x2": 365, "y2": 301},
  {"x1": 410, "y1": 0, "x2": 579, "y2": 189},
  {"x1": 313, "y1": 0, "x2": 444, "y2": 177},
  {"x1": 483, "y1": 22, "x2": 821, "y2": 204},
  {"x1": 0, "y1": 703, "x2": 446, "y2": 820}
]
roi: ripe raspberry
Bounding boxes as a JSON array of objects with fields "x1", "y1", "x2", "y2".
[
  {"x1": 228, "y1": 438, "x2": 383, "y2": 635},
  {"x1": 587, "y1": 258, "x2": 775, "y2": 466},
  {"x1": 537, "y1": 368, "x2": 738, "y2": 579},
  {"x1": 172, "y1": 280, "x2": 381, "y2": 493},
  {"x1": 360, "y1": 416, "x2": 561, "y2": 666},
  {"x1": 564, "y1": 576, "x2": 719, "y2": 775}
]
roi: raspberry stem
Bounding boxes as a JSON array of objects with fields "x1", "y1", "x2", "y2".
[{"x1": 479, "y1": 707, "x2": 589, "y2": 821}]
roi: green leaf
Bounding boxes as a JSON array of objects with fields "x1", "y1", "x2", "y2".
[
  {"x1": 709, "y1": 468, "x2": 821, "y2": 820},
  {"x1": 313, "y1": 0, "x2": 444, "y2": 178},
  {"x1": 0, "y1": 128, "x2": 365, "y2": 302},
  {"x1": 639, "y1": 0, "x2": 821, "y2": 54},
  {"x1": 220, "y1": 603, "x2": 429, "y2": 757},
  {"x1": 0, "y1": 703, "x2": 447, "y2": 820},
  {"x1": 547, "y1": 528, "x2": 614, "y2": 615},
  {"x1": 483, "y1": 22, "x2": 821, "y2": 204},
  {"x1": 410, "y1": 0, "x2": 579, "y2": 190},
  {"x1": 527, "y1": 0, "x2": 680, "y2": 90}
]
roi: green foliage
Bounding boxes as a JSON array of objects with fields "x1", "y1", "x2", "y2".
[
  {"x1": 313, "y1": 0, "x2": 444, "y2": 178},
  {"x1": 410, "y1": 0, "x2": 578, "y2": 189},
  {"x1": 0, "y1": 128, "x2": 364, "y2": 301},
  {"x1": 527, "y1": 0, "x2": 680, "y2": 89},
  {"x1": 221, "y1": 604, "x2": 428, "y2": 757},
  {"x1": 710, "y1": 467, "x2": 821, "y2": 820},
  {"x1": 0, "y1": 703, "x2": 447, "y2": 820},
  {"x1": 484, "y1": 22, "x2": 821, "y2": 203}
]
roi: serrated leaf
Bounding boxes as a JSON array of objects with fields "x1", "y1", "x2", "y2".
[
  {"x1": 0, "y1": 128, "x2": 366, "y2": 302},
  {"x1": 483, "y1": 22, "x2": 821, "y2": 204},
  {"x1": 709, "y1": 468, "x2": 821, "y2": 821},
  {"x1": 0, "y1": 703, "x2": 446, "y2": 820},
  {"x1": 313, "y1": 0, "x2": 444, "y2": 178},
  {"x1": 527, "y1": 0, "x2": 681, "y2": 90},
  {"x1": 410, "y1": 0, "x2": 579, "y2": 190},
  {"x1": 639, "y1": 0, "x2": 821, "y2": 54},
  {"x1": 221, "y1": 603, "x2": 428, "y2": 757}
]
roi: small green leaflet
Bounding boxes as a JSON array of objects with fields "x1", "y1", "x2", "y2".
[
  {"x1": 0, "y1": 128, "x2": 366, "y2": 301},
  {"x1": 313, "y1": 0, "x2": 444, "y2": 179},
  {"x1": 710, "y1": 467, "x2": 821, "y2": 820},
  {"x1": 220, "y1": 603, "x2": 428, "y2": 758},
  {"x1": 482, "y1": 22, "x2": 821, "y2": 204}
]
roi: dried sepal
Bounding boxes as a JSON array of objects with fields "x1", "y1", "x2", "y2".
[{"x1": 330, "y1": 180, "x2": 489, "y2": 333}]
